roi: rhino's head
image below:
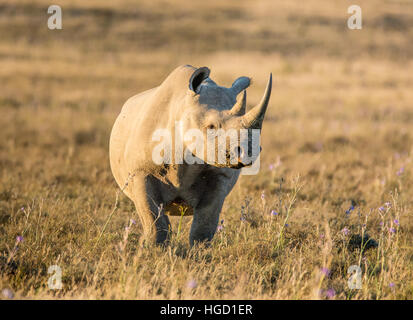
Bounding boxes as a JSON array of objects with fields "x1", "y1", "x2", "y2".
[{"x1": 175, "y1": 66, "x2": 272, "y2": 169}]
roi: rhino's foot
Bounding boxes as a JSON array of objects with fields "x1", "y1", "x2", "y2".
[
  {"x1": 189, "y1": 226, "x2": 217, "y2": 247},
  {"x1": 189, "y1": 236, "x2": 213, "y2": 248},
  {"x1": 155, "y1": 227, "x2": 171, "y2": 245},
  {"x1": 153, "y1": 213, "x2": 172, "y2": 245},
  {"x1": 140, "y1": 226, "x2": 170, "y2": 248}
]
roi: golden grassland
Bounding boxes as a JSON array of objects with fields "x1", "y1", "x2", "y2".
[{"x1": 0, "y1": 0, "x2": 412, "y2": 299}]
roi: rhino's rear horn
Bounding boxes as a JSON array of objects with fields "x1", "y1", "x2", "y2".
[
  {"x1": 228, "y1": 90, "x2": 247, "y2": 116},
  {"x1": 189, "y1": 67, "x2": 210, "y2": 93}
]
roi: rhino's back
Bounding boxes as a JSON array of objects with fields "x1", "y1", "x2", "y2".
[{"x1": 109, "y1": 87, "x2": 161, "y2": 190}]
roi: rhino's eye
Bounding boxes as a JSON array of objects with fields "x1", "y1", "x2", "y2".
[{"x1": 207, "y1": 124, "x2": 216, "y2": 130}]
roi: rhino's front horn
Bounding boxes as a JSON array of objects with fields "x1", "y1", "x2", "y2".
[
  {"x1": 241, "y1": 74, "x2": 272, "y2": 129},
  {"x1": 228, "y1": 90, "x2": 247, "y2": 116}
]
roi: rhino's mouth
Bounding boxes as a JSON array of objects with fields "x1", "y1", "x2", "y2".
[
  {"x1": 223, "y1": 146, "x2": 262, "y2": 169},
  {"x1": 230, "y1": 161, "x2": 252, "y2": 169},
  {"x1": 214, "y1": 160, "x2": 253, "y2": 169}
]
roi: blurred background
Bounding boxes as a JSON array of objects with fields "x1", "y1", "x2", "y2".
[
  {"x1": 1, "y1": 0, "x2": 412, "y2": 187},
  {"x1": 0, "y1": 0, "x2": 412, "y2": 299}
]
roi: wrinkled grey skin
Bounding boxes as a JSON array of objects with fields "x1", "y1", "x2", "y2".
[{"x1": 109, "y1": 65, "x2": 272, "y2": 246}]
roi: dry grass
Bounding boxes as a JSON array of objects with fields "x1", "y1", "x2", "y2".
[{"x1": 0, "y1": 0, "x2": 412, "y2": 299}]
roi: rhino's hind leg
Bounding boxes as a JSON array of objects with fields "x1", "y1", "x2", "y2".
[
  {"x1": 130, "y1": 176, "x2": 171, "y2": 245},
  {"x1": 189, "y1": 197, "x2": 225, "y2": 247}
]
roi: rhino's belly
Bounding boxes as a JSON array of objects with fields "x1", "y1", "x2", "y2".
[{"x1": 164, "y1": 197, "x2": 194, "y2": 216}]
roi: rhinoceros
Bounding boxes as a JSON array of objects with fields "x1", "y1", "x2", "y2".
[{"x1": 109, "y1": 65, "x2": 272, "y2": 246}]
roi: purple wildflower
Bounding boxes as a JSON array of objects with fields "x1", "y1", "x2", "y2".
[
  {"x1": 341, "y1": 227, "x2": 350, "y2": 236},
  {"x1": 389, "y1": 227, "x2": 396, "y2": 234},
  {"x1": 261, "y1": 191, "x2": 265, "y2": 200},
  {"x1": 130, "y1": 218, "x2": 136, "y2": 225},
  {"x1": 393, "y1": 219, "x2": 399, "y2": 226},
  {"x1": 325, "y1": 288, "x2": 336, "y2": 299},
  {"x1": 16, "y1": 236, "x2": 23, "y2": 243},
  {"x1": 187, "y1": 279, "x2": 197, "y2": 289},
  {"x1": 389, "y1": 282, "x2": 395, "y2": 288},
  {"x1": 321, "y1": 267, "x2": 330, "y2": 277},
  {"x1": 157, "y1": 203, "x2": 164, "y2": 217},
  {"x1": 396, "y1": 167, "x2": 404, "y2": 176},
  {"x1": 270, "y1": 210, "x2": 278, "y2": 216},
  {"x1": 1, "y1": 288, "x2": 14, "y2": 299},
  {"x1": 240, "y1": 204, "x2": 247, "y2": 222},
  {"x1": 269, "y1": 164, "x2": 274, "y2": 171},
  {"x1": 378, "y1": 206, "x2": 385, "y2": 212},
  {"x1": 346, "y1": 205, "x2": 355, "y2": 215},
  {"x1": 217, "y1": 225, "x2": 223, "y2": 232}
]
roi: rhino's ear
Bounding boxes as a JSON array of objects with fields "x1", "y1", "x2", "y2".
[
  {"x1": 231, "y1": 76, "x2": 251, "y2": 94},
  {"x1": 189, "y1": 67, "x2": 210, "y2": 93}
]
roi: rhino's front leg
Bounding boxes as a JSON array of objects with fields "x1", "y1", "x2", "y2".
[
  {"x1": 130, "y1": 175, "x2": 171, "y2": 245},
  {"x1": 189, "y1": 195, "x2": 225, "y2": 247}
]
